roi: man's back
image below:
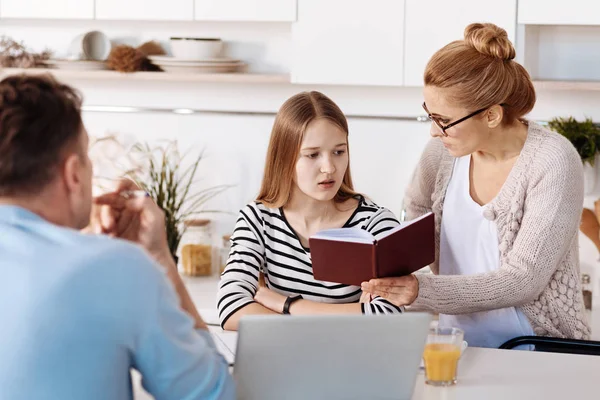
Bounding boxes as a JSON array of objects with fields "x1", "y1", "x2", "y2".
[{"x1": 0, "y1": 205, "x2": 233, "y2": 400}]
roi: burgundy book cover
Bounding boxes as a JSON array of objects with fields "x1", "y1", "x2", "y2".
[{"x1": 309, "y1": 213, "x2": 435, "y2": 286}]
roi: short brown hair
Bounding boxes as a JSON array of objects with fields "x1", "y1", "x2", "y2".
[
  {"x1": 256, "y1": 91, "x2": 357, "y2": 208},
  {"x1": 424, "y1": 23, "x2": 536, "y2": 124},
  {"x1": 0, "y1": 74, "x2": 83, "y2": 196}
]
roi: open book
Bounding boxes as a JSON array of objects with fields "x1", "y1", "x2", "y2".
[{"x1": 309, "y1": 212, "x2": 435, "y2": 286}]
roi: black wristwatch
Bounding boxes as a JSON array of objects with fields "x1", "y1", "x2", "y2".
[{"x1": 283, "y1": 295, "x2": 303, "y2": 314}]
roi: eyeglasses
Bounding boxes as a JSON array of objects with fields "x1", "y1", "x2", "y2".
[{"x1": 422, "y1": 102, "x2": 488, "y2": 137}]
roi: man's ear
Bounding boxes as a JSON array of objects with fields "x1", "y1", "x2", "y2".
[
  {"x1": 62, "y1": 153, "x2": 83, "y2": 194},
  {"x1": 486, "y1": 105, "x2": 504, "y2": 129}
]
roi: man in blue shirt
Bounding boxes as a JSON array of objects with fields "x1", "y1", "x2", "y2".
[{"x1": 0, "y1": 75, "x2": 235, "y2": 399}]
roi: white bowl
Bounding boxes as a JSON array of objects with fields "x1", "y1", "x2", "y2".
[
  {"x1": 69, "y1": 31, "x2": 111, "y2": 61},
  {"x1": 170, "y1": 37, "x2": 223, "y2": 61}
]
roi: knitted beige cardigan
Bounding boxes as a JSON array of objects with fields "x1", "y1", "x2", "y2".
[{"x1": 406, "y1": 122, "x2": 591, "y2": 340}]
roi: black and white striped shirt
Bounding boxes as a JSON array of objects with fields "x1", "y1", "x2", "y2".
[{"x1": 217, "y1": 196, "x2": 403, "y2": 327}]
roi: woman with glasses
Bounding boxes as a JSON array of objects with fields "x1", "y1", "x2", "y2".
[{"x1": 362, "y1": 22, "x2": 590, "y2": 347}]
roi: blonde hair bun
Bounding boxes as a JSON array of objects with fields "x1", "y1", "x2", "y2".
[{"x1": 464, "y1": 22, "x2": 515, "y2": 61}]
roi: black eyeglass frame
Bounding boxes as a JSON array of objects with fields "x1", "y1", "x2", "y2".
[{"x1": 422, "y1": 102, "x2": 498, "y2": 137}]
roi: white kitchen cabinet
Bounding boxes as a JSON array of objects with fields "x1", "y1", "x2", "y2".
[
  {"x1": 95, "y1": 0, "x2": 193, "y2": 21},
  {"x1": 403, "y1": 0, "x2": 517, "y2": 86},
  {"x1": 0, "y1": 0, "x2": 93, "y2": 19},
  {"x1": 292, "y1": 0, "x2": 405, "y2": 86},
  {"x1": 194, "y1": 0, "x2": 296, "y2": 22},
  {"x1": 519, "y1": 0, "x2": 600, "y2": 25}
]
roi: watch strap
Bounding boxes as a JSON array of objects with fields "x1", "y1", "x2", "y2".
[{"x1": 283, "y1": 294, "x2": 303, "y2": 314}]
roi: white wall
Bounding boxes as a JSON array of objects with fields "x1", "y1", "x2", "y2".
[
  {"x1": 77, "y1": 80, "x2": 432, "y2": 232},
  {"x1": 523, "y1": 25, "x2": 600, "y2": 81},
  {"x1": 4, "y1": 19, "x2": 600, "y2": 288},
  {"x1": 80, "y1": 81, "x2": 600, "y2": 293}
]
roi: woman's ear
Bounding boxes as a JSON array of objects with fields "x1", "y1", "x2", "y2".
[{"x1": 486, "y1": 105, "x2": 504, "y2": 128}]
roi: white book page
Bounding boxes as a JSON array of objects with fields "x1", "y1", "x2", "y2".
[
  {"x1": 379, "y1": 212, "x2": 433, "y2": 239},
  {"x1": 310, "y1": 227, "x2": 375, "y2": 244}
]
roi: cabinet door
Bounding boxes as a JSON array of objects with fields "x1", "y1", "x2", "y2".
[
  {"x1": 194, "y1": 0, "x2": 296, "y2": 22},
  {"x1": 95, "y1": 0, "x2": 193, "y2": 21},
  {"x1": 519, "y1": 0, "x2": 600, "y2": 25},
  {"x1": 292, "y1": 0, "x2": 404, "y2": 86},
  {"x1": 0, "y1": 0, "x2": 93, "y2": 19},
  {"x1": 404, "y1": 0, "x2": 517, "y2": 86}
]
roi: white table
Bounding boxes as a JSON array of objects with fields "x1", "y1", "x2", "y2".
[
  {"x1": 134, "y1": 276, "x2": 600, "y2": 399},
  {"x1": 413, "y1": 347, "x2": 600, "y2": 399},
  {"x1": 208, "y1": 326, "x2": 236, "y2": 366},
  {"x1": 186, "y1": 327, "x2": 600, "y2": 400}
]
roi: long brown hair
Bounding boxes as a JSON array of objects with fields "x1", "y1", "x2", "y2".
[
  {"x1": 256, "y1": 91, "x2": 357, "y2": 208},
  {"x1": 424, "y1": 23, "x2": 536, "y2": 124}
]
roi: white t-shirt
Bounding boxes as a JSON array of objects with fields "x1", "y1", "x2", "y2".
[{"x1": 439, "y1": 155, "x2": 534, "y2": 348}]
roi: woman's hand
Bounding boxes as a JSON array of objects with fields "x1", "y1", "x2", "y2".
[
  {"x1": 361, "y1": 275, "x2": 419, "y2": 307},
  {"x1": 254, "y1": 286, "x2": 287, "y2": 314}
]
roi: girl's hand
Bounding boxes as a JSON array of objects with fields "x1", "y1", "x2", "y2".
[
  {"x1": 254, "y1": 286, "x2": 287, "y2": 313},
  {"x1": 359, "y1": 291, "x2": 373, "y2": 303}
]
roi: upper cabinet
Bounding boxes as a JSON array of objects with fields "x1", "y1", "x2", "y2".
[
  {"x1": 403, "y1": 0, "x2": 517, "y2": 86},
  {"x1": 0, "y1": 0, "x2": 93, "y2": 19},
  {"x1": 292, "y1": 0, "x2": 405, "y2": 86},
  {"x1": 194, "y1": 0, "x2": 296, "y2": 22},
  {"x1": 95, "y1": 0, "x2": 193, "y2": 21},
  {"x1": 518, "y1": 0, "x2": 600, "y2": 25}
]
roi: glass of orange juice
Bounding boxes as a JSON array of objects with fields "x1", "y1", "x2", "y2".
[{"x1": 422, "y1": 326, "x2": 463, "y2": 386}]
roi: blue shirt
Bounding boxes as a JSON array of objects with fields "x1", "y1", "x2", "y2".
[{"x1": 0, "y1": 205, "x2": 235, "y2": 400}]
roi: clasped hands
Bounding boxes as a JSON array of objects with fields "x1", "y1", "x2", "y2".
[{"x1": 86, "y1": 179, "x2": 172, "y2": 265}]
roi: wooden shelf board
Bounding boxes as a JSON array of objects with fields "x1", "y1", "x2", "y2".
[{"x1": 0, "y1": 67, "x2": 290, "y2": 84}]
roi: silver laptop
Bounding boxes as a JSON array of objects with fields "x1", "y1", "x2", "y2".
[{"x1": 234, "y1": 313, "x2": 431, "y2": 400}]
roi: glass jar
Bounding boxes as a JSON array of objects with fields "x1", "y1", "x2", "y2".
[
  {"x1": 582, "y1": 273, "x2": 592, "y2": 311},
  {"x1": 220, "y1": 234, "x2": 232, "y2": 274},
  {"x1": 179, "y1": 219, "x2": 213, "y2": 276}
]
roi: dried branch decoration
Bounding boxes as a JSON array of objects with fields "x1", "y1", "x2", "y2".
[{"x1": 0, "y1": 35, "x2": 52, "y2": 68}]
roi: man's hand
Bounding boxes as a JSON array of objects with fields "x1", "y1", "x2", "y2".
[
  {"x1": 93, "y1": 179, "x2": 170, "y2": 263},
  {"x1": 91, "y1": 179, "x2": 140, "y2": 239}
]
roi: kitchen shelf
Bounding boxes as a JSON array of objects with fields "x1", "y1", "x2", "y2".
[
  {"x1": 533, "y1": 80, "x2": 600, "y2": 91},
  {"x1": 4, "y1": 68, "x2": 600, "y2": 90},
  {"x1": 0, "y1": 67, "x2": 291, "y2": 84}
]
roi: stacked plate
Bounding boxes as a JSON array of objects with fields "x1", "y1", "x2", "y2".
[
  {"x1": 45, "y1": 59, "x2": 108, "y2": 71},
  {"x1": 148, "y1": 55, "x2": 245, "y2": 74}
]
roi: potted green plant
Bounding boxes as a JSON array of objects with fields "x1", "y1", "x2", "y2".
[
  {"x1": 125, "y1": 141, "x2": 231, "y2": 259},
  {"x1": 548, "y1": 117, "x2": 600, "y2": 194}
]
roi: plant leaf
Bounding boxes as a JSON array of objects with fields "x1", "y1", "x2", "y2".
[{"x1": 126, "y1": 141, "x2": 232, "y2": 256}]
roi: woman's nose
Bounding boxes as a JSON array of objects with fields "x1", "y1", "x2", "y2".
[
  {"x1": 320, "y1": 157, "x2": 336, "y2": 174},
  {"x1": 430, "y1": 123, "x2": 443, "y2": 138}
]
